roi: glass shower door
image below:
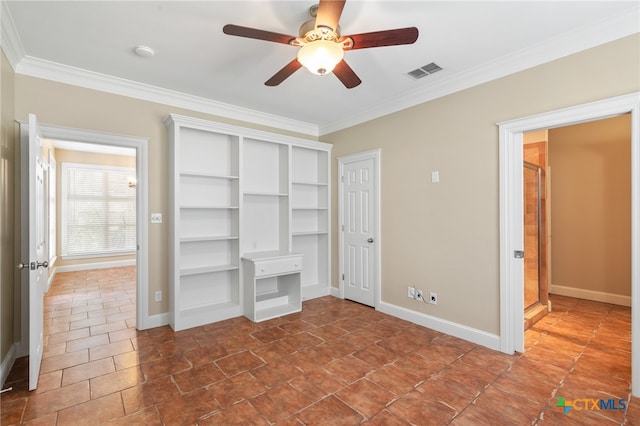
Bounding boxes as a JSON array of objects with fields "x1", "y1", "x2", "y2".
[{"x1": 524, "y1": 163, "x2": 541, "y2": 310}]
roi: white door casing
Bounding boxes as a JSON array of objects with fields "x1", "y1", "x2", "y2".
[
  {"x1": 19, "y1": 118, "x2": 152, "y2": 385},
  {"x1": 338, "y1": 150, "x2": 381, "y2": 308},
  {"x1": 498, "y1": 92, "x2": 640, "y2": 396}
]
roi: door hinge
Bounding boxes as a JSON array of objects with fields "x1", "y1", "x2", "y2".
[
  {"x1": 341, "y1": 175, "x2": 344, "y2": 182},
  {"x1": 514, "y1": 250, "x2": 525, "y2": 259},
  {"x1": 342, "y1": 274, "x2": 344, "y2": 281},
  {"x1": 341, "y1": 224, "x2": 344, "y2": 231}
]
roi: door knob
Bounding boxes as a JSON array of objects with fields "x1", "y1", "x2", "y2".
[
  {"x1": 367, "y1": 238, "x2": 374, "y2": 243},
  {"x1": 17, "y1": 261, "x2": 48, "y2": 270}
]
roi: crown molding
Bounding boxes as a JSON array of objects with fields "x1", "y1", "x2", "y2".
[
  {"x1": 14, "y1": 56, "x2": 319, "y2": 136},
  {"x1": 0, "y1": 0, "x2": 24, "y2": 69},
  {"x1": 318, "y1": 4, "x2": 640, "y2": 135}
]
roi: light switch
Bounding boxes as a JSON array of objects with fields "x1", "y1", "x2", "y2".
[
  {"x1": 431, "y1": 171, "x2": 440, "y2": 183},
  {"x1": 151, "y1": 213, "x2": 163, "y2": 224}
]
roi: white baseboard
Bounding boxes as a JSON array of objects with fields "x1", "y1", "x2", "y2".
[
  {"x1": 377, "y1": 301, "x2": 501, "y2": 351},
  {"x1": 55, "y1": 259, "x2": 136, "y2": 273},
  {"x1": 1, "y1": 343, "x2": 18, "y2": 388},
  {"x1": 550, "y1": 284, "x2": 631, "y2": 307},
  {"x1": 330, "y1": 286, "x2": 341, "y2": 298},
  {"x1": 46, "y1": 268, "x2": 57, "y2": 293},
  {"x1": 301, "y1": 284, "x2": 331, "y2": 301},
  {"x1": 142, "y1": 312, "x2": 170, "y2": 330}
]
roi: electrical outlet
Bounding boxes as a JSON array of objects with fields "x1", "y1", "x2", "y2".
[
  {"x1": 408, "y1": 286, "x2": 416, "y2": 298},
  {"x1": 151, "y1": 213, "x2": 163, "y2": 224},
  {"x1": 155, "y1": 291, "x2": 162, "y2": 302},
  {"x1": 429, "y1": 292, "x2": 438, "y2": 305}
]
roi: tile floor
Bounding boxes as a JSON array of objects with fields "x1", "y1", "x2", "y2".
[{"x1": 1, "y1": 266, "x2": 638, "y2": 425}]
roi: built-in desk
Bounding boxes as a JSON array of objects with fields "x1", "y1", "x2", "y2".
[{"x1": 242, "y1": 251, "x2": 302, "y2": 322}]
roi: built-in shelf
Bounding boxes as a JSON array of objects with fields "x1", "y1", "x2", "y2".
[
  {"x1": 292, "y1": 207, "x2": 329, "y2": 211},
  {"x1": 292, "y1": 231, "x2": 329, "y2": 236},
  {"x1": 180, "y1": 236, "x2": 238, "y2": 243},
  {"x1": 243, "y1": 191, "x2": 288, "y2": 197},
  {"x1": 180, "y1": 264, "x2": 239, "y2": 276},
  {"x1": 181, "y1": 300, "x2": 239, "y2": 316},
  {"x1": 180, "y1": 171, "x2": 239, "y2": 180},
  {"x1": 180, "y1": 205, "x2": 239, "y2": 209},
  {"x1": 167, "y1": 113, "x2": 330, "y2": 331},
  {"x1": 292, "y1": 181, "x2": 328, "y2": 186}
]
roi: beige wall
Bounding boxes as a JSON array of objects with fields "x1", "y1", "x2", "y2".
[
  {"x1": 1, "y1": 50, "x2": 16, "y2": 361},
  {"x1": 548, "y1": 114, "x2": 631, "y2": 297},
  {"x1": 324, "y1": 34, "x2": 639, "y2": 334},
  {"x1": 53, "y1": 149, "x2": 136, "y2": 269}
]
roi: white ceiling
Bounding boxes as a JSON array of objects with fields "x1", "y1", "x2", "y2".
[{"x1": 2, "y1": 1, "x2": 639, "y2": 136}]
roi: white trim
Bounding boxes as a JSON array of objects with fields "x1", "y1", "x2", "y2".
[
  {"x1": 498, "y1": 92, "x2": 640, "y2": 397},
  {"x1": 53, "y1": 259, "x2": 136, "y2": 273},
  {"x1": 0, "y1": 343, "x2": 17, "y2": 387},
  {"x1": 550, "y1": 285, "x2": 632, "y2": 308},
  {"x1": 378, "y1": 301, "x2": 501, "y2": 351},
  {"x1": 330, "y1": 286, "x2": 341, "y2": 298},
  {"x1": 0, "y1": 0, "x2": 24, "y2": 69},
  {"x1": 60, "y1": 252, "x2": 136, "y2": 261},
  {"x1": 16, "y1": 57, "x2": 319, "y2": 137},
  {"x1": 144, "y1": 312, "x2": 170, "y2": 329},
  {"x1": 165, "y1": 113, "x2": 329, "y2": 151},
  {"x1": 337, "y1": 149, "x2": 381, "y2": 309},
  {"x1": 18, "y1": 121, "x2": 153, "y2": 331},
  {"x1": 46, "y1": 267, "x2": 56, "y2": 293}
]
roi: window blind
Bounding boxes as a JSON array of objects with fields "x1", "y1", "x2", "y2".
[{"x1": 62, "y1": 163, "x2": 136, "y2": 258}]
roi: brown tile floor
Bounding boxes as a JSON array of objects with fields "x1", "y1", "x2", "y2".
[{"x1": 1, "y1": 266, "x2": 638, "y2": 425}]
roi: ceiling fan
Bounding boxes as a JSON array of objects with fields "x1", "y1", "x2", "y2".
[{"x1": 223, "y1": 0, "x2": 419, "y2": 89}]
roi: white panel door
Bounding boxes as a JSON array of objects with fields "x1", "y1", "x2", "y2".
[
  {"x1": 26, "y1": 114, "x2": 47, "y2": 390},
  {"x1": 343, "y1": 158, "x2": 375, "y2": 306}
]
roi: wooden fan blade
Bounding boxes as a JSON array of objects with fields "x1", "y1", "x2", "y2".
[
  {"x1": 333, "y1": 60, "x2": 361, "y2": 89},
  {"x1": 223, "y1": 24, "x2": 295, "y2": 45},
  {"x1": 315, "y1": 0, "x2": 346, "y2": 32},
  {"x1": 343, "y1": 27, "x2": 419, "y2": 50},
  {"x1": 265, "y1": 59, "x2": 303, "y2": 86}
]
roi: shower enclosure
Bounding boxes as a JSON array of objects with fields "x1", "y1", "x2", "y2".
[{"x1": 524, "y1": 161, "x2": 548, "y2": 328}]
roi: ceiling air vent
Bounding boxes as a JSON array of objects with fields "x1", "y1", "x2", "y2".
[{"x1": 407, "y1": 62, "x2": 443, "y2": 80}]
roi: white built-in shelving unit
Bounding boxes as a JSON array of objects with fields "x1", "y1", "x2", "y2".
[
  {"x1": 290, "y1": 146, "x2": 330, "y2": 299},
  {"x1": 166, "y1": 114, "x2": 331, "y2": 331}
]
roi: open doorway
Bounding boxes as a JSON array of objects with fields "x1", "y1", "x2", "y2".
[
  {"x1": 498, "y1": 92, "x2": 640, "y2": 396},
  {"x1": 18, "y1": 120, "x2": 150, "y2": 384},
  {"x1": 522, "y1": 116, "x2": 631, "y2": 331}
]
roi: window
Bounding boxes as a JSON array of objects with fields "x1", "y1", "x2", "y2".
[{"x1": 61, "y1": 162, "x2": 136, "y2": 258}]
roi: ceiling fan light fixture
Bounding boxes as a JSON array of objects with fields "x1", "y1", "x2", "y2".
[{"x1": 297, "y1": 40, "x2": 344, "y2": 76}]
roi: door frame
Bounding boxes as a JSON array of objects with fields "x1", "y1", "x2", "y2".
[
  {"x1": 18, "y1": 121, "x2": 151, "y2": 358},
  {"x1": 498, "y1": 92, "x2": 640, "y2": 396},
  {"x1": 337, "y1": 149, "x2": 381, "y2": 309}
]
